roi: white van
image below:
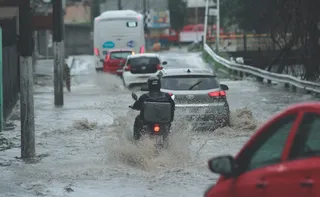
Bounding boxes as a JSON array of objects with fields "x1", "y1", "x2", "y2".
[{"x1": 93, "y1": 10, "x2": 146, "y2": 71}]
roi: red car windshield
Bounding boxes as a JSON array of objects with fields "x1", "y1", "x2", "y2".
[{"x1": 110, "y1": 51, "x2": 132, "y2": 59}]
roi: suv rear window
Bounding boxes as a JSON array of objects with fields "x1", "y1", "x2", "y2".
[
  {"x1": 128, "y1": 57, "x2": 160, "y2": 67},
  {"x1": 110, "y1": 51, "x2": 132, "y2": 59},
  {"x1": 161, "y1": 75, "x2": 220, "y2": 90}
]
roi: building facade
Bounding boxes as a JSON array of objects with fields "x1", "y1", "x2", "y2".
[
  {"x1": 186, "y1": 0, "x2": 216, "y2": 24},
  {"x1": 100, "y1": 0, "x2": 168, "y2": 12},
  {"x1": 100, "y1": 0, "x2": 170, "y2": 30}
]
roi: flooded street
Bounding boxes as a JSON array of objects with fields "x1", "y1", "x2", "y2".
[{"x1": 0, "y1": 50, "x2": 318, "y2": 197}]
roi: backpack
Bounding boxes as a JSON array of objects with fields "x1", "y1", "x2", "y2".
[{"x1": 145, "y1": 92, "x2": 169, "y2": 103}]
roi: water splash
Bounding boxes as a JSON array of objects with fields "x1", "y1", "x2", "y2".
[{"x1": 104, "y1": 107, "x2": 259, "y2": 172}]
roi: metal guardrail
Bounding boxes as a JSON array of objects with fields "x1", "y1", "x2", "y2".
[{"x1": 204, "y1": 43, "x2": 320, "y2": 93}]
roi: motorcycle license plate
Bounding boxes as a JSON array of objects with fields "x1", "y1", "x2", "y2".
[{"x1": 154, "y1": 135, "x2": 163, "y2": 145}]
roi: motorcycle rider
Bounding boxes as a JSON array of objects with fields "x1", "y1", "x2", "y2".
[{"x1": 131, "y1": 76, "x2": 175, "y2": 140}]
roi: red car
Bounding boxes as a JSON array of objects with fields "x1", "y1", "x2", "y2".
[
  {"x1": 103, "y1": 49, "x2": 134, "y2": 76},
  {"x1": 205, "y1": 102, "x2": 320, "y2": 197}
]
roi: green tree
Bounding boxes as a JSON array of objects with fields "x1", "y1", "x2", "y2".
[
  {"x1": 91, "y1": 0, "x2": 101, "y2": 24},
  {"x1": 169, "y1": 0, "x2": 187, "y2": 31},
  {"x1": 221, "y1": 0, "x2": 320, "y2": 80},
  {"x1": 221, "y1": 0, "x2": 276, "y2": 33}
]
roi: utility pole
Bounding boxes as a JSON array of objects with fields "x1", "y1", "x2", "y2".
[
  {"x1": 62, "y1": 0, "x2": 66, "y2": 60},
  {"x1": 45, "y1": 4, "x2": 49, "y2": 59},
  {"x1": 118, "y1": 0, "x2": 122, "y2": 10},
  {"x1": 52, "y1": 0, "x2": 64, "y2": 106},
  {"x1": 195, "y1": 4, "x2": 199, "y2": 42},
  {"x1": 216, "y1": 0, "x2": 220, "y2": 52},
  {"x1": 19, "y1": 0, "x2": 36, "y2": 159},
  {"x1": 0, "y1": 27, "x2": 3, "y2": 133},
  {"x1": 195, "y1": 6, "x2": 198, "y2": 25},
  {"x1": 143, "y1": 0, "x2": 149, "y2": 35},
  {"x1": 203, "y1": 0, "x2": 209, "y2": 47},
  {"x1": 91, "y1": 0, "x2": 101, "y2": 27},
  {"x1": 143, "y1": 0, "x2": 147, "y2": 12}
]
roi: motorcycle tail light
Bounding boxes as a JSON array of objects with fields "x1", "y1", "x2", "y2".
[{"x1": 153, "y1": 124, "x2": 160, "y2": 132}]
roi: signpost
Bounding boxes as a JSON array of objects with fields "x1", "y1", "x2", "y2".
[
  {"x1": 209, "y1": 8, "x2": 217, "y2": 16},
  {"x1": 216, "y1": 0, "x2": 220, "y2": 52},
  {"x1": 204, "y1": 0, "x2": 220, "y2": 52}
]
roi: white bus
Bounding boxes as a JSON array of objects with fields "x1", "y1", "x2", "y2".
[{"x1": 93, "y1": 10, "x2": 146, "y2": 71}]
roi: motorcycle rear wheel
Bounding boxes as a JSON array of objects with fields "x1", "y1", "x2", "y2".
[
  {"x1": 154, "y1": 134, "x2": 170, "y2": 149},
  {"x1": 133, "y1": 129, "x2": 142, "y2": 140}
]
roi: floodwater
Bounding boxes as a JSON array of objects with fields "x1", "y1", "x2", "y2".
[{"x1": 0, "y1": 50, "x2": 317, "y2": 197}]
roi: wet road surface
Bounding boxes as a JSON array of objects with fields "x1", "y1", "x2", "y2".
[{"x1": 0, "y1": 50, "x2": 318, "y2": 197}]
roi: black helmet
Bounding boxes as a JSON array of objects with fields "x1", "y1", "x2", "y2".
[{"x1": 147, "y1": 76, "x2": 161, "y2": 91}]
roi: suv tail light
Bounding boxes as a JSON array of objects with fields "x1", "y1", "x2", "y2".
[
  {"x1": 94, "y1": 48, "x2": 99, "y2": 56},
  {"x1": 168, "y1": 92, "x2": 173, "y2": 96},
  {"x1": 124, "y1": 65, "x2": 131, "y2": 71},
  {"x1": 157, "y1": 64, "x2": 163, "y2": 70},
  {"x1": 208, "y1": 90, "x2": 226, "y2": 97},
  {"x1": 139, "y1": 45, "x2": 145, "y2": 53}
]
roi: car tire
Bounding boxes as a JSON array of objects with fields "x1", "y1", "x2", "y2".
[
  {"x1": 214, "y1": 115, "x2": 230, "y2": 129},
  {"x1": 221, "y1": 115, "x2": 230, "y2": 127},
  {"x1": 96, "y1": 68, "x2": 103, "y2": 72},
  {"x1": 133, "y1": 130, "x2": 141, "y2": 140},
  {"x1": 225, "y1": 115, "x2": 231, "y2": 126}
]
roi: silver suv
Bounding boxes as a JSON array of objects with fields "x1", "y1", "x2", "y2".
[{"x1": 158, "y1": 68, "x2": 230, "y2": 130}]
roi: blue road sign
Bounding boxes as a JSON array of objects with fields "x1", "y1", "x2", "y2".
[{"x1": 127, "y1": 40, "x2": 135, "y2": 48}]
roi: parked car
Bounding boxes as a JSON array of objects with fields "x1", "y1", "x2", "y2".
[
  {"x1": 103, "y1": 49, "x2": 133, "y2": 76},
  {"x1": 122, "y1": 53, "x2": 167, "y2": 87},
  {"x1": 205, "y1": 102, "x2": 320, "y2": 197},
  {"x1": 157, "y1": 68, "x2": 230, "y2": 129}
]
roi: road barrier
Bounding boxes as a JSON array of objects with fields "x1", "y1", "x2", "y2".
[{"x1": 204, "y1": 44, "x2": 320, "y2": 94}]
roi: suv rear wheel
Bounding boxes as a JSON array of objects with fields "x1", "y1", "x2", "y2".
[{"x1": 96, "y1": 68, "x2": 103, "y2": 72}]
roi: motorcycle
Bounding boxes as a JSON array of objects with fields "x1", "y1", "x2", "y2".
[{"x1": 129, "y1": 91, "x2": 171, "y2": 149}]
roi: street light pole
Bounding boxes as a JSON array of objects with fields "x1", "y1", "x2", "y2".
[
  {"x1": 203, "y1": 0, "x2": 209, "y2": 48},
  {"x1": 118, "y1": 0, "x2": 122, "y2": 10}
]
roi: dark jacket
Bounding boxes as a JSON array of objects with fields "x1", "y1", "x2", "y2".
[{"x1": 132, "y1": 91, "x2": 175, "y2": 121}]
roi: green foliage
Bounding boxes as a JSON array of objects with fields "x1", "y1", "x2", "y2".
[
  {"x1": 221, "y1": 0, "x2": 276, "y2": 33},
  {"x1": 90, "y1": 0, "x2": 101, "y2": 26},
  {"x1": 220, "y1": 0, "x2": 320, "y2": 80},
  {"x1": 169, "y1": 0, "x2": 187, "y2": 31},
  {"x1": 202, "y1": 51, "x2": 226, "y2": 71}
]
